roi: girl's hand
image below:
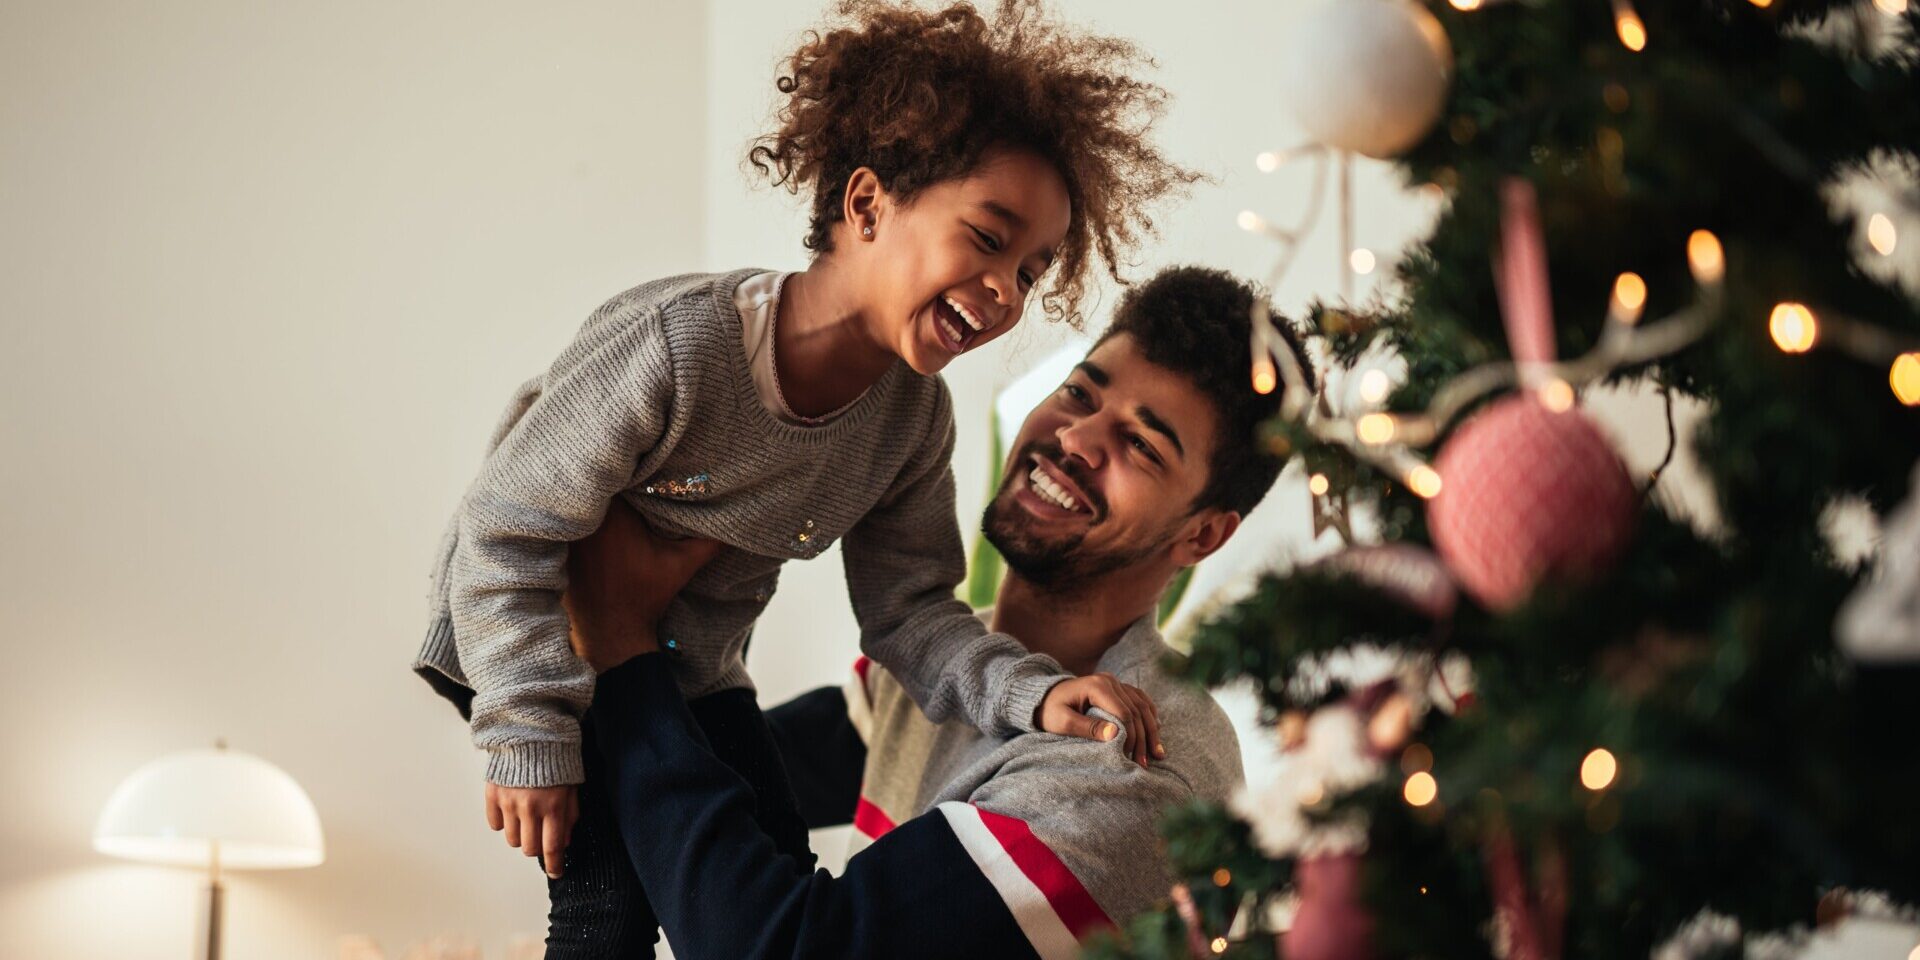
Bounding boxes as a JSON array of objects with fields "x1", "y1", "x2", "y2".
[
  {"x1": 563, "y1": 499, "x2": 723, "y2": 673},
  {"x1": 1036, "y1": 673, "x2": 1165, "y2": 769},
  {"x1": 485, "y1": 782, "x2": 579, "y2": 879}
]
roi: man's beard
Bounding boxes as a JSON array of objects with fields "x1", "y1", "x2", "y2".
[{"x1": 980, "y1": 445, "x2": 1160, "y2": 591}]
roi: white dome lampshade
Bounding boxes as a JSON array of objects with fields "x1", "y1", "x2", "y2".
[
  {"x1": 94, "y1": 743, "x2": 323, "y2": 960},
  {"x1": 94, "y1": 744, "x2": 325, "y2": 869}
]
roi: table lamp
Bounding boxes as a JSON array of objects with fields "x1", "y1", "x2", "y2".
[{"x1": 94, "y1": 740, "x2": 325, "y2": 960}]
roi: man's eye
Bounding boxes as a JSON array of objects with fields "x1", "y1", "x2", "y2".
[
  {"x1": 1063, "y1": 384, "x2": 1087, "y2": 403},
  {"x1": 1129, "y1": 435, "x2": 1162, "y2": 464}
]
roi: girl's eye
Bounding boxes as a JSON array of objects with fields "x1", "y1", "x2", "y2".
[
  {"x1": 1019, "y1": 271, "x2": 1036, "y2": 288},
  {"x1": 970, "y1": 226, "x2": 1002, "y2": 252},
  {"x1": 1063, "y1": 383, "x2": 1088, "y2": 404}
]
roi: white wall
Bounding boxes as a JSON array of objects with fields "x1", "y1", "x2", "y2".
[
  {"x1": 4, "y1": 1, "x2": 1906, "y2": 958},
  {"x1": 0, "y1": 2, "x2": 707, "y2": 957}
]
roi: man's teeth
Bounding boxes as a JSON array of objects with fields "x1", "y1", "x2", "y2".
[
  {"x1": 938, "y1": 314, "x2": 966, "y2": 345},
  {"x1": 1027, "y1": 466, "x2": 1081, "y2": 512},
  {"x1": 944, "y1": 296, "x2": 987, "y2": 331}
]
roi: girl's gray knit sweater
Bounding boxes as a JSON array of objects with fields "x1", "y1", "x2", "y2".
[{"x1": 414, "y1": 270, "x2": 1065, "y2": 788}]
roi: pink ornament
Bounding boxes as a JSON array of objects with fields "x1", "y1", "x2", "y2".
[
  {"x1": 1283, "y1": 853, "x2": 1376, "y2": 960},
  {"x1": 1426, "y1": 395, "x2": 1637, "y2": 612}
]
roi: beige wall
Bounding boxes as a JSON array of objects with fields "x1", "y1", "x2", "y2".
[
  {"x1": 3, "y1": 1, "x2": 1905, "y2": 958},
  {"x1": 0, "y1": 1, "x2": 707, "y2": 957}
]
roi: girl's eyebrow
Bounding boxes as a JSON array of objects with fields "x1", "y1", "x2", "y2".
[
  {"x1": 976, "y1": 199, "x2": 1025, "y2": 230},
  {"x1": 978, "y1": 199, "x2": 1056, "y2": 267}
]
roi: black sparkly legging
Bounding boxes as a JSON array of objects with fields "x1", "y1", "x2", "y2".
[{"x1": 543, "y1": 687, "x2": 815, "y2": 959}]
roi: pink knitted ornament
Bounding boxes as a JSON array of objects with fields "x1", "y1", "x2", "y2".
[
  {"x1": 1282, "y1": 852, "x2": 1376, "y2": 960},
  {"x1": 1427, "y1": 394, "x2": 1636, "y2": 611}
]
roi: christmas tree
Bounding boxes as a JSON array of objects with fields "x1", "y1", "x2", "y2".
[{"x1": 1088, "y1": 1, "x2": 1920, "y2": 958}]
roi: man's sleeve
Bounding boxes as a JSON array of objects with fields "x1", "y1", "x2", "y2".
[
  {"x1": 955, "y1": 735, "x2": 1201, "y2": 945},
  {"x1": 451, "y1": 301, "x2": 677, "y2": 788},
  {"x1": 762, "y1": 676, "x2": 868, "y2": 830},
  {"x1": 594, "y1": 654, "x2": 1046, "y2": 960},
  {"x1": 839, "y1": 395, "x2": 1065, "y2": 738}
]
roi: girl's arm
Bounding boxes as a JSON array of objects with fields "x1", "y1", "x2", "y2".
[
  {"x1": 838, "y1": 393, "x2": 1064, "y2": 738},
  {"x1": 451, "y1": 297, "x2": 678, "y2": 789},
  {"x1": 840, "y1": 390, "x2": 1162, "y2": 764}
]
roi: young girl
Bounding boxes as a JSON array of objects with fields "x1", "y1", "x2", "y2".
[{"x1": 413, "y1": 1, "x2": 1193, "y2": 955}]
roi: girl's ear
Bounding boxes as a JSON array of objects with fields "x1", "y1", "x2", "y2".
[{"x1": 842, "y1": 166, "x2": 886, "y2": 241}]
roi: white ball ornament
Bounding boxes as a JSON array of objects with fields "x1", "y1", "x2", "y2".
[{"x1": 1277, "y1": 0, "x2": 1454, "y2": 159}]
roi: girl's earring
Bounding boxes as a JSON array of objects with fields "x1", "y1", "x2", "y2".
[{"x1": 862, "y1": 225, "x2": 874, "y2": 238}]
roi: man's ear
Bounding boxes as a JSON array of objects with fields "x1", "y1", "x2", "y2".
[
  {"x1": 842, "y1": 166, "x2": 887, "y2": 241},
  {"x1": 1171, "y1": 509, "x2": 1241, "y2": 567}
]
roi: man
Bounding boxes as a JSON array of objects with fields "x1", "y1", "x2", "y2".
[{"x1": 564, "y1": 267, "x2": 1311, "y2": 959}]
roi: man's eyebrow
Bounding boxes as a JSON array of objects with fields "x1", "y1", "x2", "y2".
[
  {"x1": 1135, "y1": 405, "x2": 1186, "y2": 461},
  {"x1": 1073, "y1": 361, "x2": 1109, "y2": 387}
]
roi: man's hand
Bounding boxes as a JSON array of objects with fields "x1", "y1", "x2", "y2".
[
  {"x1": 1036, "y1": 673, "x2": 1165, "y2": 768},
  {"x1": 563, "y1": 498, "x2": 723, "y2": 673},
  {"x1": 485, "y1": 782, "x2": 579, "y2": 879}
]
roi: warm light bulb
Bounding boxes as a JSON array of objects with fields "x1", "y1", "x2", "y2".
[
  {"x1": 1907, "y1": 943, "x2": 1919, "y2": 960},
  {"x1": 1688, "y1": 230, "x2": 1725, "y2": 285},
  {"x1": 1769, "y1": 302, "x2": 1818, "y2": 354},
  {"x1": 1450, "y1": 0, "x2": 1482, "y2": 9},
  {"x1": 1213, "y1": 868, "x2": 1233, "y2": 887},
  {"x1": 1237, "y1": 210, "x2": 1263, "y2": 233},
  {"x1": 1615, "y1": 9, "x2": 1648, "y2": 51},
  {"x1": 1358, "y1": 368, "x2": 1392, "y2": 404},
  {"x1": 1407, "y1": 465, "x2": 1444, "y2": 499},
  {"x1": 1211, "y1": 937, "x2": 1228, "y2": 954},
  {"x1": 1540, "y1": 379, "x2": 1576, "y2": 413},
  {"x1": 1256, "y1": 151, "x2": 1285, "y2": 173},
  {"x1": 1404, "y1": 771, "x2": 1438, "y2": 807},
  {"x1": 1611, "y1": 272, "x2": 1648, "y2": 325},
  {"x1": 1299, "y1": 781, "x2": 1325, "y2": 806},
  {"x1": 1874, "y1": 0, "x2": 1908, "y2": 15},
  {"x1": 1749, "y1": 0, "x2": 1772, "y2": 7},
  {"x1": 1891, "y1": 353, "x2": 1920, "y2": 406},
  {"x1": 1356, "y1": 413, "x2": 1397, "y2": 445},
  {"x1": 1350, "y1": 248, "x2": 1377, "y2": 275},
  {"x1": 1308, "y1": 473, "x2": 1331, "y2": 496},
  {"x1": 1869, "y1": 213, "x2": 1898, "y2": 256},
  {"x1": 1252, "y1": 355, "x2": 1278, "y2": 394},
  {"x1": 1581, "y1": 748, "x2": 1618, "y2": 791}
]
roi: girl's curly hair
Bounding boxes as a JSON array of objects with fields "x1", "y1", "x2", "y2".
[{"x1": 749, "y1": 0, "x2": 1199, "y2": 327}]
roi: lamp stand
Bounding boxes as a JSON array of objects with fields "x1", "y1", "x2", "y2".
[{"x1": 205, "y1": 840, "x2": 224, "y2": 960}]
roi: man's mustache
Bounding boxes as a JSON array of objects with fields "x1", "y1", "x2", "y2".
[{"x1": 1010, "y1": 440, "x2": 1107, "y2": 520}]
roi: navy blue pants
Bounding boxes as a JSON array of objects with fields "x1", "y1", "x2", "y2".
[{"x1": 544, "y1": 687, "x2": 815, "y2": 959}]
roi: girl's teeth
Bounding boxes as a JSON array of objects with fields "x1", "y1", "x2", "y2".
[{"x1": 945, "y1": 297, "x2": 986, "y2": 331}]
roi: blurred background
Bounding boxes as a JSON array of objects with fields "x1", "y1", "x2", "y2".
[{"x1": 2, "y1": 1, "x2": 1901, "y2": 958}]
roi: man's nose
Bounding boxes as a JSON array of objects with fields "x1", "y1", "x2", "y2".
[{"x1": 1056, "y1": 418, "x2": 1104, "y2": 470}]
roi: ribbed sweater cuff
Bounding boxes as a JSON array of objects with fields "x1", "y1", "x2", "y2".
[
  {"x1": 1001, "y1": 659, "x2": 1069, "y2": 736},
  {"x1": 485, "y1": 740, "x2": 586, "y2": 788}
]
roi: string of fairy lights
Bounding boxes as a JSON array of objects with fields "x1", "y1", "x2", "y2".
[{"x1": 1238, "y1": 1, "x2": 1920, "y2": 508}]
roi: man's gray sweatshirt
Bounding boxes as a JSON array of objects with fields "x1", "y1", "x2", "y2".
[{"x1": 414, "y1": 270, "x2": 1064, "y2": 787}]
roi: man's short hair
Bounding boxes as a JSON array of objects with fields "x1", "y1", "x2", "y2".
[{"x1": 1094, "y1": 266, "x2": 1311, "y2": 517}]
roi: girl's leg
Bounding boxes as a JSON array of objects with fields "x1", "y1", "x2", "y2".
[{"x1": 544, "y1": 710, "x2": 661, "y2": 959}]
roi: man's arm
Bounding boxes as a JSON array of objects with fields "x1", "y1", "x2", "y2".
[
  {"x1": 594, "y1": 654, "x2": 1043, "y2": 960},
  {"x1": 763, "y1": 683, "x2": 867, "y2": 830}
]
